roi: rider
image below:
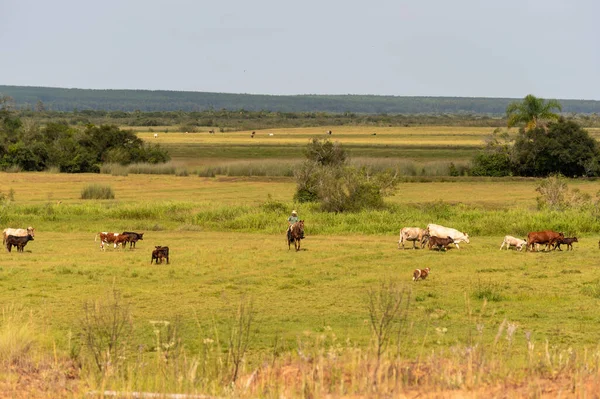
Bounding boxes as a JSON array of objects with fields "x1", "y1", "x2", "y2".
[{"x1": 287, "y1": 210, "x2": 299, "y2": 242}]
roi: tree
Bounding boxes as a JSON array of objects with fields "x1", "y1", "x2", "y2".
[
  {"x1": 506, "y1": 94, "x2": 562, "y2": 131},
  {"x1": 512, "y1": 118, "x2": 600, "y2": 177}
]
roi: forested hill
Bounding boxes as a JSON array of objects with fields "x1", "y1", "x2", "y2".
[{"x1": 1, "y1": 85, "x2": 599, "y2": 114}]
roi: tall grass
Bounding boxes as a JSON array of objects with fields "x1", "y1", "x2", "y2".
[{"x1": 80, "y1": 184, "x2": 115, "y2": 200}]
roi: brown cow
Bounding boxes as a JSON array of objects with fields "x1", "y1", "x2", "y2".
[
  {"x1": 526, "y1": 230, "x2": 564, "y2": 252},
  {"x1": 151, "y1": 246, "x2": 170, "y2": 264},
  {"x1": 428, "y1": 236, "x2": 454, "y2": 251},
  {"x1": 95, "y1": 232, "x2": 121, "y2": 251}
]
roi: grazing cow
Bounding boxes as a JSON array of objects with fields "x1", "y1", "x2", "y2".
[
  {"x1": 268, "y1": 133, "x2": 274, "y2": 136},
  {"x1": 553, "y1": 236, "x2": 578, "y2": 251},
  {"x1": 95, "y1": 232, "x2": 122, "y2": 251},
  {"x1": 413, "y1": 267, "x2": 430, "y2": 281},
  {"x1": 209, "y1": 130, "x2": 215, "y2": 134},
  {"x1": 154, "y1": 133, "x2": 158, "y2": 138},
  {"x1": 151, "y1": 246, "x2": 170, "y2": 264},
  {"x1": 500, "y1": 235, "x2": 527, "y2": 251},
  {"x1": 526, "y1": 230, "x2": 564, "y2": 252},
  {"x1": 3, "y1": 226, "x2": 35, "y2": 245},
  {"x1": 327, "y1": 130, "x2": 332, "y2": 135},
  {"x1": 251, "y1": 131, "x2": 255, "y2": 138},
  {"x1": 428, "y1": 236, "x2": 454, "y2": 251},
  {"x1": 121, "y1": 231, "x2": 144, "y2": 249},
  {"x1": 398, "y1": 227, "x2": 428, "y2": 249},
  {"x1": 6, "y1": 234, "x2": 34, "y2": 252},
  {"x1": 426, "y1": 224, "x2": 470, "y2": 249}
]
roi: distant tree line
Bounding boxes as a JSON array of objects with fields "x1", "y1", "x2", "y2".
[
  {"x1": 0, "y1": 97, "x2": 169, "y2": 172},
  {"x1": 2, "y1": 85, "x2": 600, "y2": 115}
]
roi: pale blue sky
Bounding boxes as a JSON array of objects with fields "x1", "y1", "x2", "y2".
[{"x1": 1, "y1": 0, "x2": 598, "y2": 99}]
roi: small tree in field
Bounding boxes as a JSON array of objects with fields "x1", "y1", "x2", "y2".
[{"x1": 294, "y1": 138, "x2": 398, "y2": 212}]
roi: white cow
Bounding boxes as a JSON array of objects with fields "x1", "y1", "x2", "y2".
[
  {"x1": 398, "y1": 227, "x2": 428, "y2": 249},
  {"x1": 426, "y1": 223, "x2": 470, "y2": 250},
  {"x1": 3, "y1": 226, "x2": 35, "y2": 245},
  {"x1": 500, "y1": 235, "x2": 527, "y2": 251},
  {"x1": 154, "y1": 133, "x2": 158, "y2": 138}
]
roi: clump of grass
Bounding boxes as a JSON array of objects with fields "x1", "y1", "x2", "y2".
[
  {"x1": 581, "y1": 280, "x2": 600, "y2": 298},
  {"x1": 0, "y1": 305, "x2": 37, "y2": 367},
  {"x1": 128, "y1": 162, "x2": 176, "y2": 175},
  {"x1": 80, "y1": 184, "x2": 115, "y2": 200},
  {"x1": 472, "y1": 281, "x2": 504, "y2": 302}
]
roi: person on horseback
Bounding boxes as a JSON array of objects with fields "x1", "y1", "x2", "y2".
[{"x1": 287, "y1": 210, "x2": 302, "y2": 242}]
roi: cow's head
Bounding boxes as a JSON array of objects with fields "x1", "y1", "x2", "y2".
[{"x1": 462, "y1": 233, "x2": 470, "y2": 244}]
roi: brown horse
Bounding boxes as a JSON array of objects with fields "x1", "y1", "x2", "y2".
[{"x1": 288, "y1": 220, "x2": 304, "y2": 251}]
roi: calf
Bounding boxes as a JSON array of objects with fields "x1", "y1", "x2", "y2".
[
  {"x1": 554, "y1": 237, "x2": 578, "y2": 251},
  {"x1": 151, "y1": 246, "x2": 170, "y2": 264},
  {"x1": 6, "y1": 234, "x2": 34, "y2": 252},
  {"x1": 500, "y1": 235, "x2": 527, "y2": 251},
  {"x1": 121, "y1": 231, "x2": 144, "y2": 249},
  {"x1": 428, "y1": 236, "x2": 454, "y2": 251},
  {"x1": 413, "y1": 267, "x2": 430, "y2": 281}
]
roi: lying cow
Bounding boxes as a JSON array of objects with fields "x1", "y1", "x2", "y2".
[
  {"x1": 413, "y1": 267, "x2": 430, "y2": 281},
  {"x1": 428, "y1": 236, "x2": 454, "y2": 251},
  {"x1": 3, "y1": 226, "x2": 35, "y2": 245},
  {"x1": 6, "y1": 234, "x2": 34, "y2": 252},
  {"x1": 500, "y1": 235, "x2": 527, "y2": 251},
  {"x1": 526, "y1": 230, "x2": 563, "y2": 252},
  {"x1": 398, "y1": 227, "x2": 428, "y2": 249},
  {"x1": 553, "y1": 236, "x2": 578, "y2": 251},
  {"x1": 426, "y1": 224, "x2": 470, "y2": 249},
  {"x1": 151, "y1": 246, "x2": 170, "y2": 264},
  {"x1": 122, "y1": 231, "x2": 144, "y2": 249}
]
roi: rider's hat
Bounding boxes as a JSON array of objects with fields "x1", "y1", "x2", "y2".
[{"x1": 292, "y1": 210, "x2": 297, "y2": 215}]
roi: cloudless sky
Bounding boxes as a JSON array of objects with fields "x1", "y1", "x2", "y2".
[{"x1": 1, "y1": 0, "x2": 599, "y2": 99}]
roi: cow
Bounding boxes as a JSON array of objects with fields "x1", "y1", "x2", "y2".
[
  {"x1": 398, "y1": 227, "x2": 428, "y2": 250},
  {"x1": 95, "y1": 232, "x2": 122, "y2": 251},
  {"x1": 426, "y1": 224, "x2": 470, "y2": 250},
  {"x1": 500, "y1": 235, "x2": 527, "y2": 251},
  {"x1": 428, "y1": 236, "x2": 454, "y2": 251},
  {"x1": 526, "y1": 230, "x2": 564, "y2": 252},
  {"x1": 154, "y1": 133, "x2": 158, "y2": 138},
  {"x1": 121, "y1": 231, "x2": 144, "y2": 249},
  {"x1": 151, "y1": 246, "x2": 169, "y2": 264},
  {"x1": 553, "y1": 236, "x2": 578, "y2": 251},
  {"x1": 6, "y1": 234, "x2": 34, "y2": 252},
  {"x1": 413, "y1": 267, "x2": 430, "y2": 281},
  {"x1": 3, "y1": 226, "x2": 35, "y2": 245}
]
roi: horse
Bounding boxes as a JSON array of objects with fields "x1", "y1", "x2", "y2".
[{"x1": 288, "y1": 220, "x2": 304, "y2": 251}]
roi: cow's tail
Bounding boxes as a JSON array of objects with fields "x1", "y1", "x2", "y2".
[{"x1": 94, "y1": 233, "x2": 99, "y2": 242}]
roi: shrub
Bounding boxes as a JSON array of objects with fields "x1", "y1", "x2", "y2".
[
  {"x1": 80, "y1": 184, "x2": 115, "y2": 200},
  {"x1": 535, "y1": 174, "x2": 591, "y2": 211}
]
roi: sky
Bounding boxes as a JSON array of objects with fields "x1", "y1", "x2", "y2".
[{"x1": 1, "y1": 0, "x2": 599, "y2": 99}]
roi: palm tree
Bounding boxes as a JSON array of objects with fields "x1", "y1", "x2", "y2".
[{"x1": 506, "y1": 94, "x2": 562, "y2": 131}]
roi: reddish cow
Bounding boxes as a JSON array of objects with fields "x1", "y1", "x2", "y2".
[
  {"x1": 95, "y1": 232, "x2": 121, "y2": 251},
  {"x1": 526, "y1": 230, "x2": 564, "y2": 252},
  {"x1": 428, "y1": 236, "x2": 454, "y2": 251},
  {"x1": 413, "y1": 267, "x2": 430, "y2": 281}
]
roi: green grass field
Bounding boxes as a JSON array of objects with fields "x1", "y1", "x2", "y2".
[{"x1": 3, "y1": 126, "x2": 600, "y2": 396}]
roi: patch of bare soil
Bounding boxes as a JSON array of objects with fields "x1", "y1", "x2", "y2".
[{"x1": 0, "y1": 360, "x2": 80, "y2": 399}]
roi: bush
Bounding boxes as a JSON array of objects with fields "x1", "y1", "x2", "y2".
[{"x1": 80, "y1": 184, "x2": 115, "y2": 200}]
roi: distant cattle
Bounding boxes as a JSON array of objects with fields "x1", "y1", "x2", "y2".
[
  {"x1": 121, "y1": 231, "x2": 144, "y2": 249},
  {"x1": 327, "y1": 130, "x2": 332, "y2": 135},
  {"x1": 6, "y1": 234, "x2": 34, "y2": 252},
  {"x1": 268, "y1": 133, "x2": 274, "y2": 136},
  {"x1": 398, "y1": 227, "x2": 428, "y2": 249},
  {"x1": 500, "y1": 235, "x2": 527, "y2": 251},
  {"x1": 251, "y1": 131, "x2": 255, "y2": 138},
  {"x1": 413, "y1": 267, "x2": 430, "y2": 281},
  {"x1": 3, "y1": 226, "x2": 35, "y2": 245},
  {"x1": 154, "y1": 133, "x2": 158, "y2": 138},
  {"x1": 428, "y1": 236, "x2": 454, "y2": 251},
  {"x1": 553, "y1": 236, "x2": 578, "y2": 251},
  {"x1": 151, "y1": 246, "x2": 170, "y2": 264},
  {"x1": 209, "y1": 130, "x2": 215, "y2": 134},
  {"x1": 95, "y1": 232, "x2": 122, "y2": 250},
  {"x1": 526, "y1": 230, "x2": 564, "y2": 252},
  {"x1": 426, "y1": 224, "x2": 470, "y2": 249}
]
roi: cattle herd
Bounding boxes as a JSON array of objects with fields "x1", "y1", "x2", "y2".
[
  {"x1": 399, "y1": 224, "x2": 582, "y2": 254},
  {"x1": 2, "y1": 227, "x2": 170, "y2": 265}
]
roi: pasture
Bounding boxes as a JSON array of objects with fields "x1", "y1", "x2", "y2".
[{"x1": 3, "y1": 124, "x2": 600, "y2": 396}]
